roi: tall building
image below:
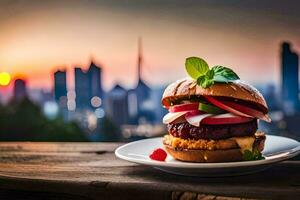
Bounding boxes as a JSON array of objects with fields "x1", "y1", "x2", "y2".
[
  {"x1": 54, "y1": 70, "x2": 67, "y2": 102},
  {"x1": 53, "y1": 70, "x2": 68, "y2": 119},
  {"x1": 133, "y1": 38, "x2": 151, "y2": 114},
  {"x1": 264, "y1": 84, "x2": 279, "y2": 111},
  {"x1": 105, "y1": 84, "x2": 129, "y2": 127},
  {"x1": 88, "y1": 62, "x2": 103, "y2": 100},
  {"x1": 75, "y1": 67, "x2": 89, "y2": 109},
  {"x1": 281, "y1": 42, "x2": 299, "y2": 115},
  {"x1": 75, "y1": 60, "x2": 104, "y2": 110},
  {"x1": 13, "y1": 79, "x2": 27, "y2": 100}
]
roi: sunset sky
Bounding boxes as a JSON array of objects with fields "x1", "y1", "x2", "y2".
[{"x1": 0, "y1": 0, "x2": 299, "y2": 91}]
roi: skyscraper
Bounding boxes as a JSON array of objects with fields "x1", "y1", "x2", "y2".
[
  {"x1": 54, "y1": 70, "x2": 67, "y2": 102},
  {"x1": 13, "y1": 79, "x2": 27, "y2": 100},
  {"x1": 74, "y1": 61, "x2": 103, "y2": 110},
  {"x1": 105, "y1": 84, "x2": 129, "y2": 127},
  {"x1": 281, "y1": 42, "x2": 299, "y2": 114},
  {"x1": 88, "y1": 61, "x2": 104, "y2": 103},
  {"x1": 133, "y1": 38, "x2": 151, "y2": 114},
  {"x1": 75, "y1": 67, "x2": 89, "y2": 109},
  {"x1": 53, "y1": 70, "x2": 68, "y2": 120}
]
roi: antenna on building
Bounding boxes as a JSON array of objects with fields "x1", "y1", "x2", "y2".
[{"x1": 137, "y1": 37, "x2": 143, "y2": 81}]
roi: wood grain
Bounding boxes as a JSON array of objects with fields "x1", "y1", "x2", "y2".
[{"x1": 0, "y1": 142, "x2": 299, "y2": 200}]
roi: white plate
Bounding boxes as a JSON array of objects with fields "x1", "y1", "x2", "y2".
[{"x1": 115, "y1": 135, "x2": 300, "y2": 176}]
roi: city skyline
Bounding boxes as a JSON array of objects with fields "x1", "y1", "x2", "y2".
[
  {"x1": 6, "y1": 39, "x2": 300, "y2": 141},
  {"x1": 1, "y1": 39, "x2": 299, "y2": 92},
  {"x1": 1, "y1": 1, "x2": 300, "y2": 92},
  {"x1": 51, "y1": 39, "x2": 157, "y2": 129}
]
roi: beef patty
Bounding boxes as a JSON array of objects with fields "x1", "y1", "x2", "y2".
[{"x1": 167, "y1": 120, "x2": 258, "y2": 140}]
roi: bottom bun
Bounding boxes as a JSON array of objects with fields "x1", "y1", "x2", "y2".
[{"x1": 164, "y1": 145, "x2": 244, "y2": 163}]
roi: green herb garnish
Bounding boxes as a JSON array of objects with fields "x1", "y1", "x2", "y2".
[
  {"x1": 185, "y1": 57, "x2": 209, "y2": 79},
  {"x1": 212, "y1": 66, "x2": 240, "y2": 82},
  {"x1": 185, "y1": 57, "x2": 240, "y2": 88},
  {"x1": 243, "y1": 149, "x2": 264, "y2": 161}
]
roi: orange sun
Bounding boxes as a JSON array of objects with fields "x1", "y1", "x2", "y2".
[{"x1": 0, "y1": 72, "x2": 11, "y2": 86}]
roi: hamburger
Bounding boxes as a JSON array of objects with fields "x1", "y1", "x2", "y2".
[{"x1": 161, "y1": 57, "x2": 271, "y2": 162}]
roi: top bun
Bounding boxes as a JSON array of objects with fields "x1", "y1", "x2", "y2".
[{"x1": 162, "y1": 78, "x2": 268, "y2": 113}]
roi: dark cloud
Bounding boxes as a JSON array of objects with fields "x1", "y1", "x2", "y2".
[{"x1": 1, "y1": 0, "x2": 299, "y2": 34}]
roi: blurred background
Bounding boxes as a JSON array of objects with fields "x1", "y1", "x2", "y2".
[{"x1": 0, "y1": 0, "x2": 299, "y2": 142}]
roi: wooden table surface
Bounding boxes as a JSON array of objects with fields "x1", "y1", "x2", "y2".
[{"x1": 0, "y1": 142, "x2": 299, "y2": 200}]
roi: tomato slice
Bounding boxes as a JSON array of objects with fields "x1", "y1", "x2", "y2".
[
  {"x1": 205, "y1": 96, "x2": 271, "y2": 122},
  {"x1": 169, "y1": 103, "x2": 199, "y2": 113},
  {"x1": 205, "y1": 96, "x2": 253, "y2": 118},
  {"x1": 201, "y1": 113, "x2": 254, "y2": 125},
  {"x1": 185, "y1": 113, "x2": 213, "y2": 127},
  {"x1": 222, "y1": 101, "x2": 271, "y2": 122},
  {"x1": 185, "y1": 110, "x2": 204, "y2": 117}
]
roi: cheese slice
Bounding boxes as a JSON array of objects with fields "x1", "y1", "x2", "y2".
[{"x1": 233, "y1": 136, "x2": 255, "y2": 153}]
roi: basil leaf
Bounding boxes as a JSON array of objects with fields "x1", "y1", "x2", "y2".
[
  {"x1": 243, "y1": 150, "x2": 253, "y2": 161},
  {"x1": 213, "y1": 75, "x2": 229, "y2": 83},
  {"x1": 206, "y1": 69, "x2": 214, "y2": 79},
  {"x1": 197, "y1": 69, "x2": 215, "y2": 88},
  {"x1": 212, "y1": 65, "x2": 239, "y2": 82},
  {"x1": 243, "y1": 149, "x2": 264, "y2": 161},
  {"x1": 184, "y1": 57, "x2": 240, "y2": 89},
  {"x1": 253, "y1": 149, "x2": 264, "y2": 160},
  {"x1": 185, "y1": 57, "x2": 209, "y2": 79},
  {"x1": 197, "y1": 75, "x2": 206, "y2": 86}
]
